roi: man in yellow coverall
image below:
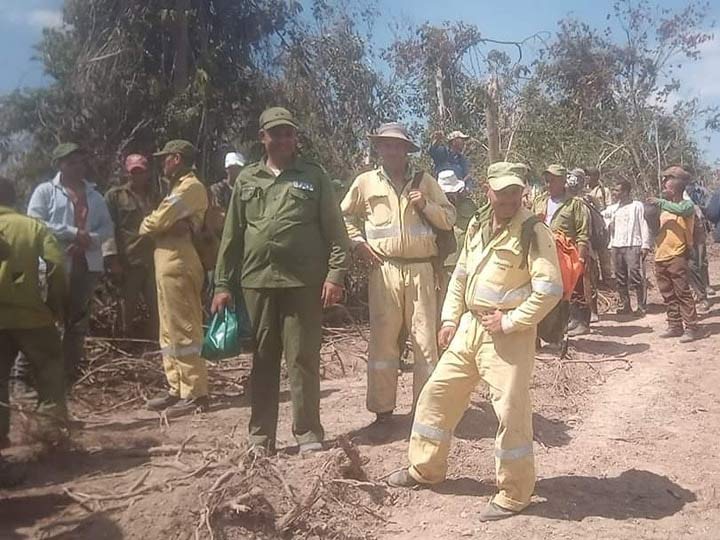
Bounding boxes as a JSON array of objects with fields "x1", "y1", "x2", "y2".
[
  {"x1": 140, "y1": 140, "x2": 209, "y2": 416},
  {"x1": 387, "y1": 162, "x2": 562, "y2": 522},
  {"x1": 341, "y1": 122, "x2": 456, "y2": 433}
]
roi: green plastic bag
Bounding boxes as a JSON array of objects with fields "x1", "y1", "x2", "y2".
[{"x1": 202, "y1": 306, "x2": 251, "y2": 361}]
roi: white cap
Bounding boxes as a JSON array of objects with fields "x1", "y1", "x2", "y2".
[
  {"x1": 224, "y1": 152, "x2": 246, "y2": 169},
  {"x1": 437, "y1": 170, "x2": 465, "y2": 193}
]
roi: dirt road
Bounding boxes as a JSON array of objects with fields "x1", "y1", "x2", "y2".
[{"x1": 2, "y1": 280, "x2": 720, "y2": 538}]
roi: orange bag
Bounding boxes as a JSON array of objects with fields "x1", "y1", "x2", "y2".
[{"x1": 554, "y1": 232, "x2": 584, "y2": 300}]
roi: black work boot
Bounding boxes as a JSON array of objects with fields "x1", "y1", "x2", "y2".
[
  {"x1": 146, "y1": 392, "x2": 180, "y2": 411},
  {"x1": 164, "y1": 396, "x2": 210, "y2": 418},
  {"x1": 386, "y1": 468, "x2": 419, "y2": 488}
]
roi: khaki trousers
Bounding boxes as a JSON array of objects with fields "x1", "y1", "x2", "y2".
[
  {"x1": 367, "y1": 260, "x2": 438, "y2": 414},
  {"x1": 408, "y1": 311, "x2": 536, "y2": 512}
]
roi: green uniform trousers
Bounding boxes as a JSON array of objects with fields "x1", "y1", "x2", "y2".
[
  {"x1": 242, "y1": 286, "x2": 323, "y2": 450},
  {"x1": 120, "y1": 264, "x2": 158, "y2": 339},
  {"x1": 0, "y1": 326, "x2": 67, "y2": 441}
]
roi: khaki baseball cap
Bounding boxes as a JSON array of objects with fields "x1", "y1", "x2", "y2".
[
  {"x1": 544, "y1": 164, "x2": 567, "y2": 178},
  {"x1": 259, "y1": 107, "x2": 298, "y2": 130},
  {"x1": 153, "y1": 139, "x2": 197, "y2": 159},
  {"x1": 487, "y1": 161, "x2": 526, "y2": 191},
  {"x1": 662, "y1": 165, "x2": 691, "y2": 183},
  {"x1": 52, "y1": 142, "x2": 86, "y2": 162}
]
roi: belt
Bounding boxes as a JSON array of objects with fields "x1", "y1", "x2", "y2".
[{"x1": 381, "y1": 256, "x2": 435, "y2": 265}]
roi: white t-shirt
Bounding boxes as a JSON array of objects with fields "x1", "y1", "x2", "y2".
[{"x1": 545, "y1": 197, "x2": 563, "y2": 226}]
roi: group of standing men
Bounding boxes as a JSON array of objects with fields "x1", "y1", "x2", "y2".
[{"x1": 0, "y1": 107, "x2": 712, "y2": 518}]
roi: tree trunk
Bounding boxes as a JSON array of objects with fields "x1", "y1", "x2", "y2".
[
  {"x1": 486, "y1": 76, "x2": 500, "y2": 164},
  {"x1": 435, "y1": 66, "x2": 445, "y2": 123},
  {"x1": 172, "y1": 0, "x2": 191, "y2": 93}
]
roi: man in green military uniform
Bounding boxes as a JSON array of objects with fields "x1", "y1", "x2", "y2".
[
  {"x1": 0, "y1": 177, "x2": 68, "y2": 485},
  {"x1": 532, "y1": 164, "x2": 590, "y2": 336},
  {"x1": 104, "y1": 154, "x2": 159, "y2": 337},
  {"x1": 212, "y1": 107, "x2": 350, "y2": 454}
]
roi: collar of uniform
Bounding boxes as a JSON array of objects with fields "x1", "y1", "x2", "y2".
[
  {"x1": 52, "y1": 171, "x2": 96, "y2": 192},
  {"x1": 256, "y1": 155, "x2": 305, "y2": 178},
  {"x1": 378, "y1": 165, "x2": 416, "y2": 190}
]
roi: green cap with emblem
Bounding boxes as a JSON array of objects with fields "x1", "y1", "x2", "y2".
[
  {"x1": 153, "y1": 139, "x2": 197, "y2": 159},
  {"x1": 543, "y1": 164, "x2": 567, "y2": 178},
  {"x1": 487, "y1": 161, "x2": 527, "y2": 191},
  {"x1": 52, "y1": 142, "x2": 86, "y2": 163},
  {"x1": 259, "y1": 107, "x2": 298, "y2": 131}
]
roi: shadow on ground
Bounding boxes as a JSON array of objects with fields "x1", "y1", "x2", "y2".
[
  {"x1": 570, "y1": 339, "x2": 650, "y2": 357},
  {"x1": 528, "y1": 469, "x2": 695, "y2": 521},
  {"x1": 592, "y1": 325, "x2": 653, "y2": 338}
]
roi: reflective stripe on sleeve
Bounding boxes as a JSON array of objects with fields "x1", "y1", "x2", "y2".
[
  {"x1": 412, "y1": 421, "x2": 452, "y2": 442},
  {"x1": 531, "y1": 278, "x2": 563, "y2": 297},
  {"x1": 495, "y1": 443, "x2": 533, "y2": 460},
  {"x1": 165, "y1": 193, "x2": 193, "y2": 219},
  {"x1": 473, "y1": 283, "x2": 532, "y2": 305}
]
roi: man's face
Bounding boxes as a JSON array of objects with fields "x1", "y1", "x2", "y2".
[
  {"x1": 162, "y1": 153, "x2": 182, "y2": 178},
  {"x1": 544, "y1": 174, "x2": 566, "y2": 197},
  {"x1": 449, "y1": 138, "x2": 466, "y2": 153},
  {"x1": 128, "y1": 168, "x2": 150, "y2": 186},
  {"x1": 612, "y1": 185, "x2": 630, "y2": 203},
  {"x1": 488, "y1": 185, "x2": 523, "y2": 220},
  {"x1": 588, "y1": 173, "x2": 600, "y2": 187},
  {"x1": 375, "y1": 139, "x2": 411, "y2": 170},
  {"x1": 662, "y1": 177, "x2": 683, "y2": 199},
  {"x1": 226, "y1": 165, "x2": 241, "y2": 183},
  {"x1": 59, "y1": 152, "x2": 88, "y2": 180},
  {"x1": 260, "y1": 125, "x2": 298, "y2": 161}
]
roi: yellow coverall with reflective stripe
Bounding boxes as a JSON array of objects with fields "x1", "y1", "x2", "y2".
[
  {"x1": 408, "y1": 207, "x2": 562, "y2": 511},
  {"x1": 341, "y1": 168, "x2": 456, "y2": 413},
  {"x1": 140, "y1": 170, "x2": 209, "y2": 399}
]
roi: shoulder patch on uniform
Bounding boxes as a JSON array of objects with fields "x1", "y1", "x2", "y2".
[{"x1": 292, "y1": 180, "x2": 315, "y2": 192}]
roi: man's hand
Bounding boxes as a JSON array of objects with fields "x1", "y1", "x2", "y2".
[
  {"x1": 647, "y1": 196, "x2": 662, "y2": 205},
  {"x1": 75, "y1": 230, "x2": 92, "y2": 249},
  {"x1": 167, "y1": 219, "x2": 191, "y2": 236},
  {"x1": 211, "y1": 292, "x2": 232, "y2": 314},
  {"x1": 321, "y1": 281, "x2": 344, "y2": 308},
  {"x1": 408, "y1": 190, "x2": 427, "y2": 210},
  {"x1": 437, "y1": 324, "x2": 457, "y2": 349},
  {"x1": 354, "y1": 242, "x2": 383, "y2": 268},
  {"x1": 480, "y1": 310, "x2": 504, "y2": 336},
  {"x1": 578, "y1": 243, "x2": 589, "y2": 264}
]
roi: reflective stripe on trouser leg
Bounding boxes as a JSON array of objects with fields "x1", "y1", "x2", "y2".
[
  {"x1": 367, "y1": 262, "x2": 405, "y2": 413},
  {"x1": 155, "y1": 249, "x2": 208, "y2": 399},
  {"x1": 405, "y1": 262, "x2": 439, "y2": 404},
  {"x1": 479, "y1": 330, "x2": 536, "y2": 512},
  {"x1": 409, "y1": 312, "x2": 480, "y2": 483}
]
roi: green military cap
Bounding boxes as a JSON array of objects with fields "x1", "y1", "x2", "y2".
[
  {"x1": 153, "y1": 139, "x2": 197, "y2": 159},
  {"x1": 259, "y1": 107, "x2": 298, "y2": 131},
  {"x1": 543, "y1": 164, "x2": 567, "y2": 178},
  {"x1": 52, "y1": 142, "x2": 86, "y2": 162},
  {"x1": 486, "y1": 161, "x2": 526, "y2": 191}
]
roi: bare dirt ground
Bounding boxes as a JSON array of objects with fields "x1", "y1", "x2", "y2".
[{"x1": 3, "y1": 249, "x2": 720, "y2": 539}]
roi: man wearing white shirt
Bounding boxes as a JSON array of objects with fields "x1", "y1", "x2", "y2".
[{"x1": 602, "y1": 180, "x2": 651, "y2": 315}]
